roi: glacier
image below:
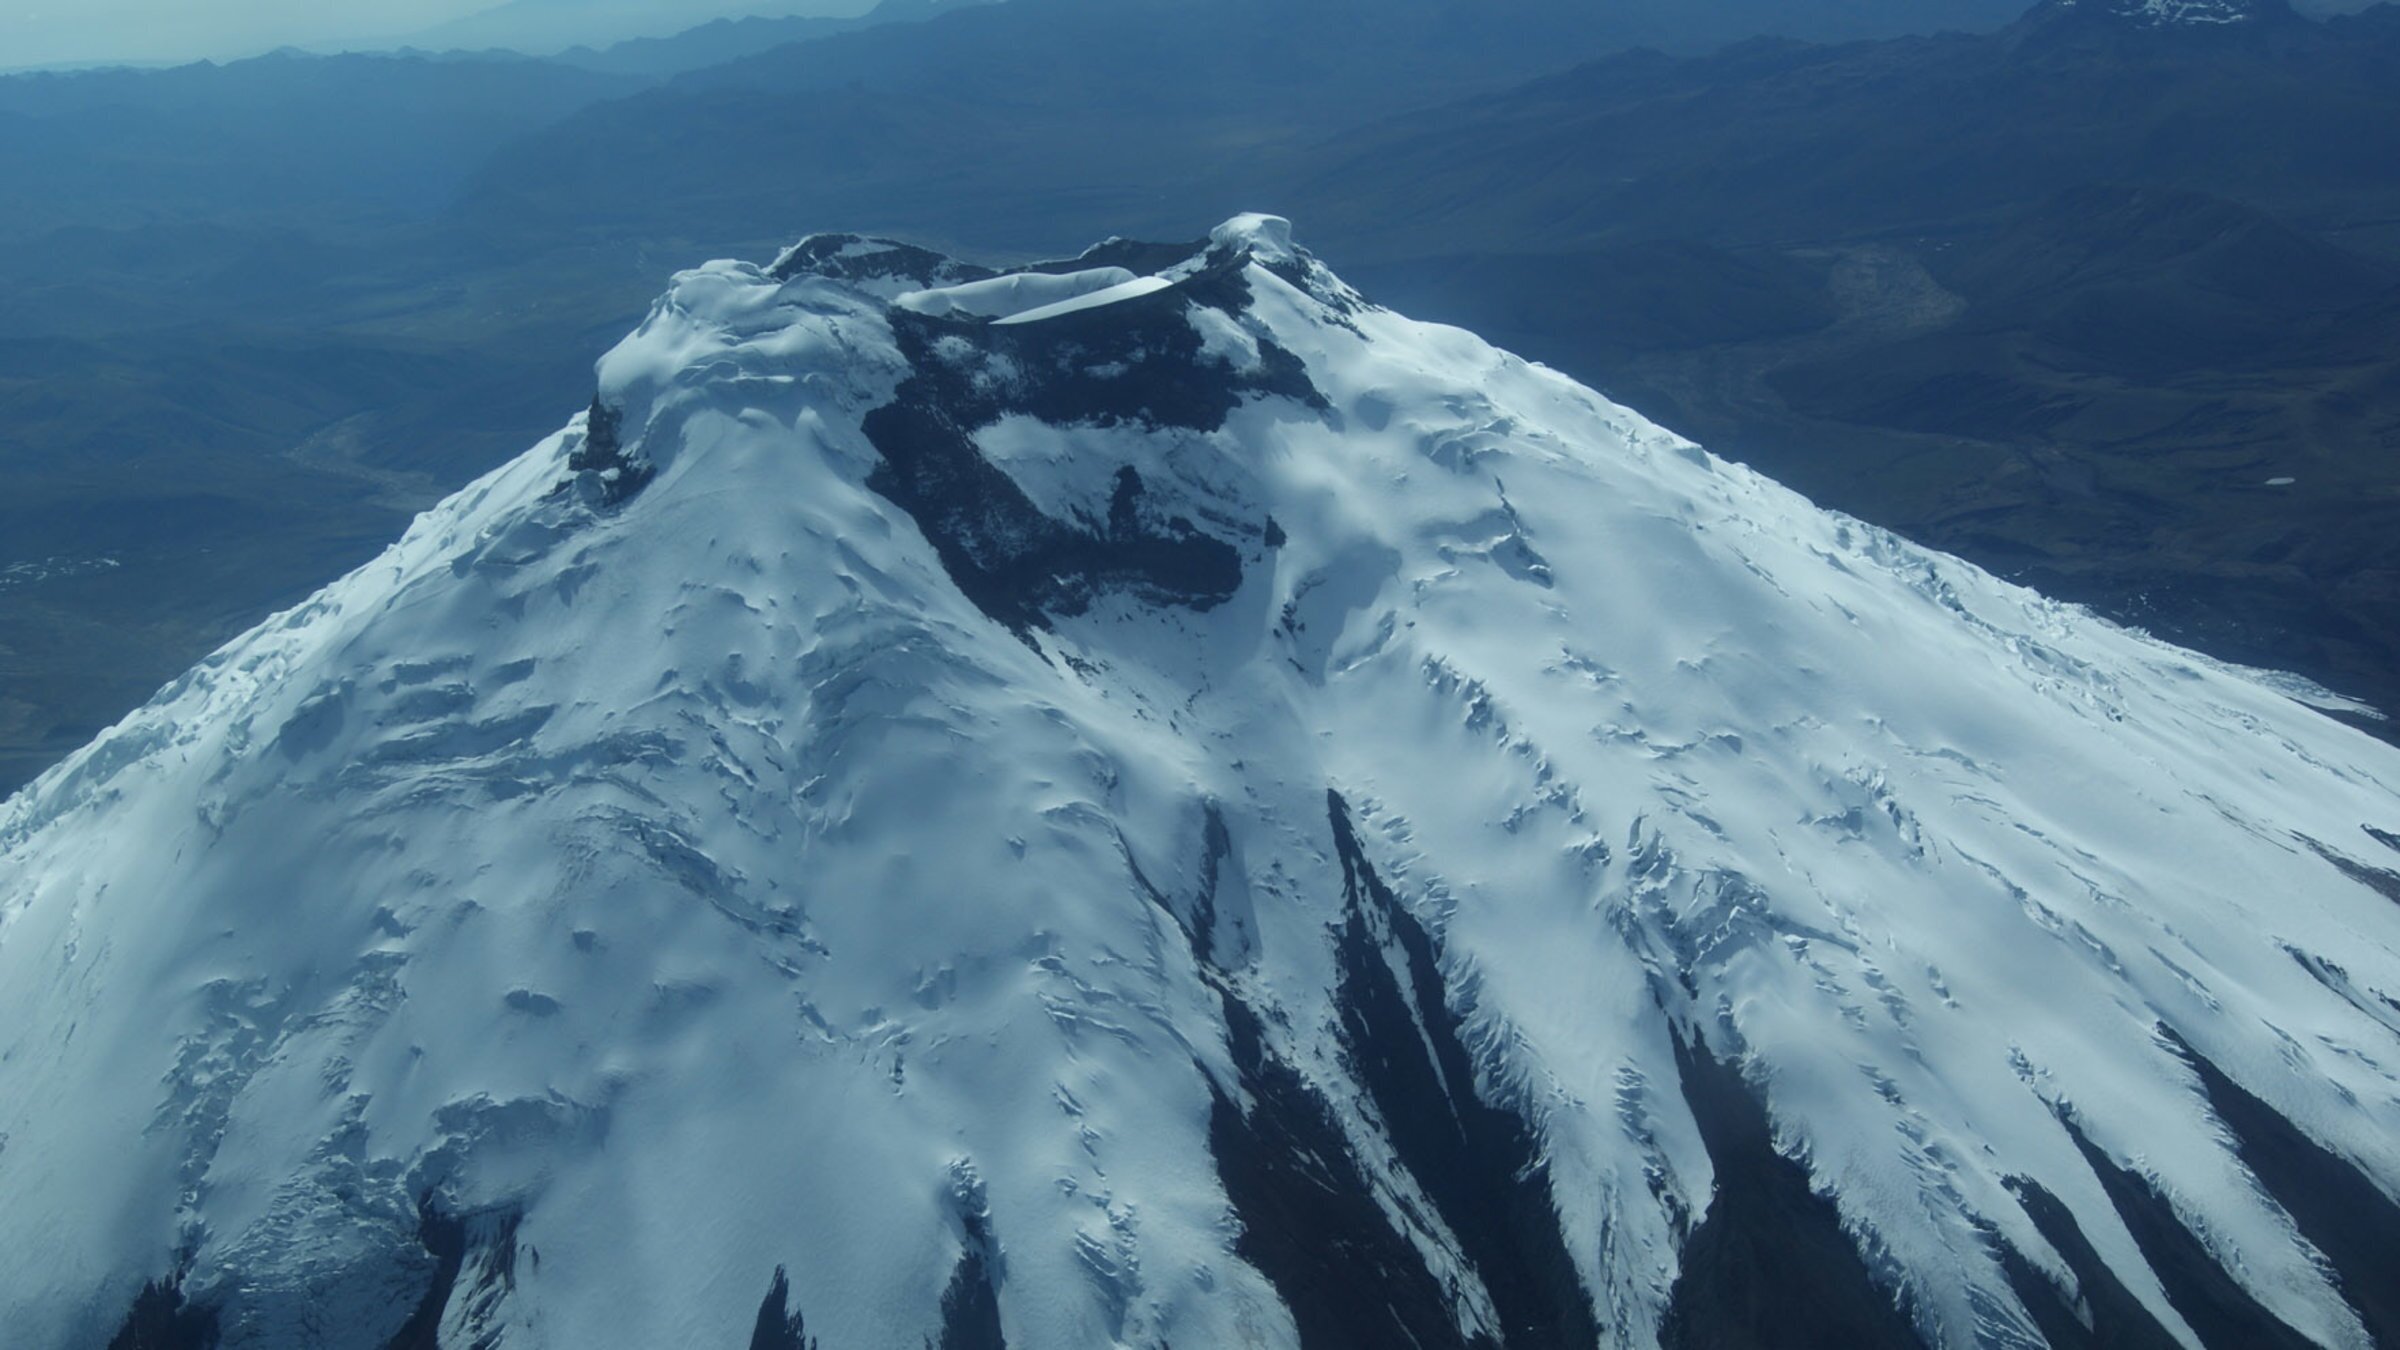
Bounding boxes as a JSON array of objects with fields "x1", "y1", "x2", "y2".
[{"x1": 2, "y1": 215, "x2": 2398, "y2": 1349}]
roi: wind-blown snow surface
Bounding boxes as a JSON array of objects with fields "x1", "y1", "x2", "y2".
[{"x1": 5, "y1": 216, "x2": 2400, "y2": 1350}]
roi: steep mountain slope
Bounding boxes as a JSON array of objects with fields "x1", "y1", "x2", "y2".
[
  {"x1": 1280, "y1": 3, "x2": 2400, "y2": 736},
  {"x1": 5, "y1": 219, "x2": 2400, "y2": 1350}
]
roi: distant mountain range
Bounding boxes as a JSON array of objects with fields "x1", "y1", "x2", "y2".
[
  {"x1": 390, "y1": 0, "x2": 877, "y2": 57},
  {"x1": 0, "y1": 53, "x2": 639, "y2": 236},
  {"x1": 536, "y1": 0, "x2": 985, "y2": 76}
]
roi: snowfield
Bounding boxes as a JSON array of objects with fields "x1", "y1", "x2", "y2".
[{"x1": 2, "y1": 215, "x2": 2398, "y2": 1350}]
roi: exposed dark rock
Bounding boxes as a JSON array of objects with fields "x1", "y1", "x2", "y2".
[
  {"x1": 2301, "y1": 835, "x2": 2400, "y2": 906},
  {"x1": 1256, "y1": 254, "x2": 1369, "y2": 322},
  {"x1": 862, "y1": 398, "x2": 1244, "y2": 634},
  {"x1": 1189, "y1": 800, "x2": 1261, "y2": 970},
  {"x1": 274, "y1": 684, "x2": 350, "y2": 760},
  {"x1": 1173, "y1": 794, "x2": 1481, "y2": 1347},
  {"x1": 382, "y1": 1200, "x2": 467, "y2": 1350},
  {"x1": 1206, "y1": 991, "x2": 1481, "y2": 1350},
  {"x1": 2367, "y1": 826, "x2": 2400, "y2": 857},
  {"x1": 105, "y1": 1276, "x2": 219, "y2": 1350},
  {"x1": 856, "y1": 251, "x2": 1326, "y2": 633},
  {"x1": 2281, "y1": 945, "x2": 2400, "y2": 1038},
  {"x1": 1658, "y1": 1029, "x2": 1926, "y2": 1350},
  {"x1": 451, "y1": 1211, "x2": 522, "y2": 1350},
  {"x1": 749, "y1": 1265, "x2": 818, "y2": 1350},
  {"x1": 384, "y1": 1201, "x2": 521, "y2": 1350},
  {"x1": 884, "y1": 250, "x2": 1325, "y2": 435},
  {"x1": 2058, "y1": 1113, "x2": 2320, "y2": 1350},
  {"x1": 2164, "y1": 1028, "x2": 2400, "y2": 1348},
  {"x1": 1187, "y1": 804, "x2": 1228, "y2": 962},
  {"x1": 1126, "y1": 800, "x2": 1247, "y2": 971},
  {"x1": 1018, "y1": 239, "x2": 1210, "y2": 278},
  {"x1": 1995, "y1": 1177, "x2": 2185, "y2": 1350},
  {"x1": 1325, "y1": 791, "x2": 1600, "y2": 1348},
  {"x1": 563, "y1": 396, "x2": 650, "y2": 507},
  {"x1": 934, "y1": 1209, "x2": 1006, "y2": 1350},
  {"x1": 768, "y1": 234, "x2": 993, "y2": 289}
]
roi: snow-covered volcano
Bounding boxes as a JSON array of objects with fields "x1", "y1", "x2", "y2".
[{"x1": 5, "y1": 216, "x2": 2400, "y2": 1350}]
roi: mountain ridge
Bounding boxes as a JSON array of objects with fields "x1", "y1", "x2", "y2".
[
  {"x1": 2031, "y1": 0, "x2": 2302, "y2": 26},
  {"x1": 4, "y1": 217, "x2": 2399, "y2": 1350}
]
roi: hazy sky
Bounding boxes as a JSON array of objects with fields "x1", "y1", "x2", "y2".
[
  {"x1": 2, "y1": 0, "x2": 868, "y2": 70},
  {"x1": 5, "y1": 0, "x2": 475, "y2": 67}
]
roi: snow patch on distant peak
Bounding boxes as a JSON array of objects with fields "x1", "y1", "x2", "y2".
[
  {"x1": 766, "y1": 231, "x2": 992, "y2": 296},
  {"x1": 991, "y1": 274, "x2": 1174, "y2": 326},
  {"x1": 1188, "y1": 302, "x2": 1264, "y2": 374},
  {"x1": 2052, "y1": 0, "x2": 2283, "y2": 25},
  {"x1": 896, "y1": 266, "x2": 1139, "y2": 322},
  {"x1": 1209, "y1": 212, "x2": 1300, "y2": 264}
]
